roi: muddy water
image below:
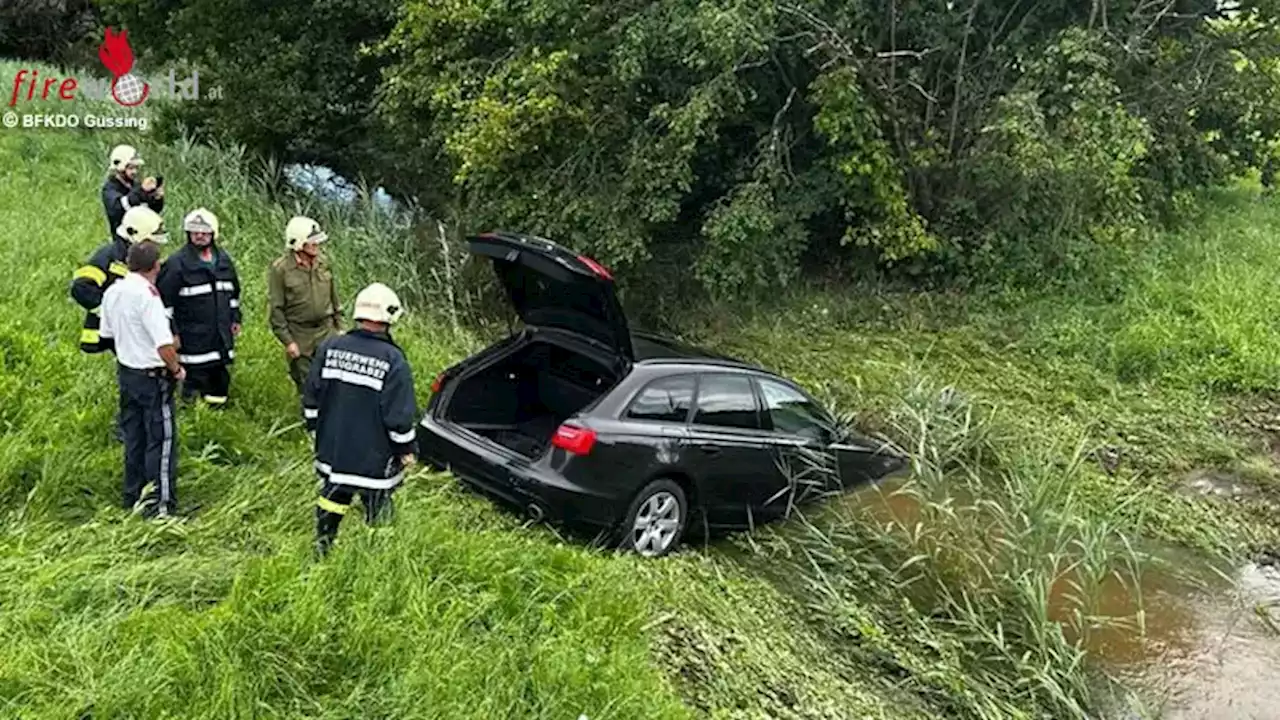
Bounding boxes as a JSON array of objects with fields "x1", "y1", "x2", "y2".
[
  {"x1": 847, "y1": 478, "x2": 1280, "y2": 719},
  {"x1": 1100, "y1": 561, "x2": 1280, "y2": 719}
]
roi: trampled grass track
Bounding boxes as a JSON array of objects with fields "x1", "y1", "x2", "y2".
[{"x1": 5, "y1": 59, "x2": 1280, "y2": 719}]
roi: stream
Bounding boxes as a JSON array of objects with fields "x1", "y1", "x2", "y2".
[{"x1": 849, "y1": 477, "x2": 1280, "y2": 719}]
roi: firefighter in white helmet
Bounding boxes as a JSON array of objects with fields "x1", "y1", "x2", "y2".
[
  {"x1": 102, "y1": 144, "x2": 165, "y2": 239},
  {"x1": 303, "y1": 282, "x2": 417, "y2": 555},
  {"x1": 267, "y1": 216, "x2": 343, "y2": 394},
  {"x1": 71, "y1": 205, "x2": 168, "y2": 442},
  {"x1": 157, "y1": 208, "x2": 243, "y2": 407}
]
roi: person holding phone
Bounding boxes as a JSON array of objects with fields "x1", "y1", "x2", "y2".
[{"x1": 102, "y1": 145, "x2": 165, "y2": 238}]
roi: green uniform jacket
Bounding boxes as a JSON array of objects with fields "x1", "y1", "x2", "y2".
[{"x1": 266, "y1": 252, "x2": 343, "y2": 357}]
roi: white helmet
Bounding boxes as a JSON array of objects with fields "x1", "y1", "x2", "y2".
[
  {"x1": 285, "y1": 215, "x2": 327, "y2": 251},
  {"x1": 109, "y1": 144, "x2": 143, "y2": 171},
  {"x1": 353, "y1": 283, "x2": 404, "y2": 325},
  {"x1": 117, "y1": 206, "x2": 167, "y2": 244},
  {"x1": 183, "y1": 207, "x2": 220, "y2": 241}
]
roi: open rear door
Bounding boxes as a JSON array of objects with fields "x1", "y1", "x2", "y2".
[{"x1": 468, "y1": 231, "x2": 634, "y2": 363}]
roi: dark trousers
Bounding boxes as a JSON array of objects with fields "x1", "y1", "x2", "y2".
[
  {"x1": 315, "y1": 475, "x2": 394, "y2": 553},
  {"x1": 118, "y1": 365, "x2": 179, "y2": 514},
  {"x1": 182, "y1": 363, "x2": 231, "y2": 405}
]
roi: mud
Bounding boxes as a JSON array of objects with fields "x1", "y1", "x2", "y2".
[{"x1": 1178, "y1": 469, "x2": 1260, "y2": 500}]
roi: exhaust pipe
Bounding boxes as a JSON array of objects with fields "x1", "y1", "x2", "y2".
[{"x1": 526, "y1": 503, "x2": 546, "y2": 523}]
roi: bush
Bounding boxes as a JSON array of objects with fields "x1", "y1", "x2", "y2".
[
  {"x1": 0, "y1": 0, "x2": 98, "y2": 64},
  {"x1": 91, "y1": 0, "x2": 1280, "y2": 299}
]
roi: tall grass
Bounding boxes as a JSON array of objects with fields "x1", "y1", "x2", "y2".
[
  {"x1": 3, "y1": 57, "x2": 1280, "y2": 719},
  {"x1": 0, "y1": 80, "x2": 691, "y2": 718},
  {"x1": 767, "y1": 381, "x2": 1161, "y2": 718}
]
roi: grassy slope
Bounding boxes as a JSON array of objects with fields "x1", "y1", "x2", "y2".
[
  {"x1": 4, "y1": 60, "x2": 1280, "y2": 719},
  {"x1": 0, "y1": 73, "x2": 911, "y2": 719}
]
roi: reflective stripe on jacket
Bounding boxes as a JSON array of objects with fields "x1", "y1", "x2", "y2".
[
  {"x1": 70, "y1": 239, "x2": 129, "y2": 353},
  {"x1": 157, "y1": 243, "x2": 242, "y2": 367},
  {"x1": 302, "y1": 329, "x2": 418, "y2": 489}
]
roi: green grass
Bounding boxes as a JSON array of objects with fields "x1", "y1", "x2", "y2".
[{"x1": 3, "y1": 58, "x2": 1280, "y2": 719}]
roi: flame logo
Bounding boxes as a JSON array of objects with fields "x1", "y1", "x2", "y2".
[{"x1": 98, "y1": 27, "x2": 149, "y2": 107}]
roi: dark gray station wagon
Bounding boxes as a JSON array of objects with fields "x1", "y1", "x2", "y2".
[{"x1": 418, "y1": 231, "x2": 906, "y2": 557}]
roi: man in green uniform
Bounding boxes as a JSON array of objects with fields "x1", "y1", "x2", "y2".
[{"x1": 267, "y1": 216, "x2": 343, "y2": 393}]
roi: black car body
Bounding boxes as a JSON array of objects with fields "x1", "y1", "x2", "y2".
[{"x1": 417, "y1": 231, "x2": 907, "y2": 556}]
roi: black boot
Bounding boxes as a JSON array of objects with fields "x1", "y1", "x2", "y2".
[{"x1": 315, "y1": 507, "x2": 343, "y2": 557}]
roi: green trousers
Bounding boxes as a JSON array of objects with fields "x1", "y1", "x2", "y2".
[{"x1": 289, "y1": 354, "x2": 314, "y2": 394}]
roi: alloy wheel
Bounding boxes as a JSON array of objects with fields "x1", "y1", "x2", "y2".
[{"x1": 631, "y1": 491, "x2": 681, "y2": 557}]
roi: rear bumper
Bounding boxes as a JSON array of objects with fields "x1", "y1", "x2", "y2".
[{"x1": 417, "y1": 414, "x2": 626, "y2": 529}]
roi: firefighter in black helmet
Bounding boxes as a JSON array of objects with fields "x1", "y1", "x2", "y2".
[{"x1": 157, "y1": 208, "x2": 243, "y2": 406}]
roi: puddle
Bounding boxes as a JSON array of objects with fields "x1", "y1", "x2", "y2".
[
  {"x1": 843, "y1": 479, "x2": 1280, "y2": 718},
  {"x1": 1113, "y1": 562, "x2": 1280, "y2": 720},
  {"x1": 1178, "y1": 469, "x2": 1259, "y2": 500}
]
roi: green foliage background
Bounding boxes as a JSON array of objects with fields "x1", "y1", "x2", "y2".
[
  {"x1": 4, "y1": 36, "x2": 1280, "y2": 713},
  {"x1": 22, "y1": 0, "x2": 1256, "y2": 299}
]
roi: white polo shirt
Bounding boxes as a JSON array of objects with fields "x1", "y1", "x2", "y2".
[{"x1": 100, "y1": 272, "x2": 174, "y2": 370}]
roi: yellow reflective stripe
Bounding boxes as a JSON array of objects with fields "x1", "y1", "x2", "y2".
[
  {"x1": 202, "y1": 396, "x2": 228, "y2": 405},
  {"x1": 74, "y1": 265, "x2": 107, "y2": 284},
  {"x1": 109, "y1": 262, "x2": 128, "y2": 277},
  {"x1": 316, "y1": 496, "x2": 349, "y2": 515},
  {"x1": 80, "y1": 328, "x2": 100, "y2": 344}
]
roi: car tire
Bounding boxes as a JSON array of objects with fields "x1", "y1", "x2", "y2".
[{"x1": 618, "y1": 479, "x2": 688, "y2": 558}]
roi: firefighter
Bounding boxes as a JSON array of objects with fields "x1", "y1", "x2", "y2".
[
  {"x1": 102, "y1": 145, "x2": 165, "y2": 238},
  {"x1": 157, "y1": 208, "x2": 242, "y2": 407},
  {"x1": 268, "y1": 215, "x2": 343, "y2": 394},
  {"x1": 303, "y1": 283, "x2": 418, "y2": 555},
  {"x1": 72, "y1": 205, "x2": 168, "y2": 441},
  {"x1": 99, "y1": 237, "x2": 184, "y2": 519}
]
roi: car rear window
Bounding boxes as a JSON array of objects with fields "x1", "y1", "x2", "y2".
[
  {"x1": 691, "y1": 374, "x2": 760, "y2": 430},
  {"x1": 625, "y1": 375, "x2": 695, "y2": 423}
]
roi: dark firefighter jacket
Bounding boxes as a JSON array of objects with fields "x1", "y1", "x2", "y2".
[
  {"x1": 303, "y1": 329, "x2": 418, "y2": 490},
  {"x1": 157, "y1": 243, "x2": 242, "y2": 367},
  {"x1": 70, "y1": 238, "x2": 130, "y2": 353},
  {"x1": 102, "y1": 174, "x2": 165, "y2": 238}
]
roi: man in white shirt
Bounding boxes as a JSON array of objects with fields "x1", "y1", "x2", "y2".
[{"x1": 101, "y1": 239, "x2": 187, "y2": 518}]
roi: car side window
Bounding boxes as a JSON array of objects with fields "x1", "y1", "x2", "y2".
[
  {"x1": 758, "y1": 378, "x2": 832, "y2": 440},
  {"x1": 691, "y1": 374, "x2": 761, "y2": 430},
  {"x1": 625, "y1": 375, "x2": 695, "y2": 423}
]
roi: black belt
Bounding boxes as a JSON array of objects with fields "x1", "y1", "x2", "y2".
[{"x1": 119, "y1": 364, "x2": 171, "y2": 379}]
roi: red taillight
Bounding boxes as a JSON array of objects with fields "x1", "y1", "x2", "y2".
[
  {"x1": 577, "y1": 255, "x2": 613, "y2": 280},
  {"x1": 551, "y1": 423, "x2": 597, "y2": 455},
  {"x1": 431, "y1": 372, "x2": 446, "y2": 393}
]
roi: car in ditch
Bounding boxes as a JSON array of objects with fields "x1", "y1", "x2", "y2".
[{"x1": 416, "y1": 231, "x2": 908, "y2": 557}]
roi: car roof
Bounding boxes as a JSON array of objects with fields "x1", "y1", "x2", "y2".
[
  {"x1": 627, "y1": 333, "x2": 800, "y2": 381},
  {"x1": 630, "y1": 331, "x2": 748, "y2": 364}
]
